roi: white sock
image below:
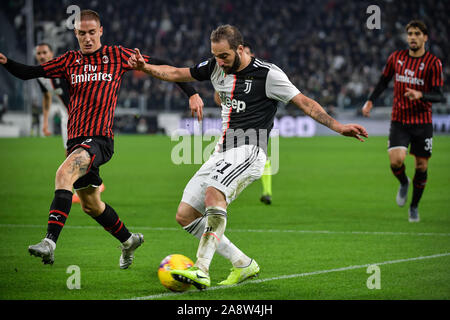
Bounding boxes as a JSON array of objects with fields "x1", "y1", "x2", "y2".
[
  {"x1": 184, "y1": 214, "x2": 251, "y2": 268},
  {"x1": 220, "y1": 237, "x2": 251, "y2": 268},
  {"x1": 195, "y1": 206, "x2": 227, "y2": 273}
]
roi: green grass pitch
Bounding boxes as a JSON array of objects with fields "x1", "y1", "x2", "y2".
[{"x1": 0, "y1": 134, "x2": 449, "y2": 300}]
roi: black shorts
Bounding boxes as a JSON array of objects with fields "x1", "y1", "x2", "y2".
[
  {"x1": 388, "y1": 121, "x2": 433, "y2": 158},
  {"x1": 66, "y1": 136, "x2": 114, "y2": 190}
]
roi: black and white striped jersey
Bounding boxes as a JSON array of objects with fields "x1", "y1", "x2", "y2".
[
  {"x1": 190, "y1": 56, "x2": 300, "y2": 153},
  {"x1": 36, "y1": 77, "x2": 70, "y2": 109}
]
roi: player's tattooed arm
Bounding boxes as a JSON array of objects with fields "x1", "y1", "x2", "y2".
[
  {"x1": 308, "y1": 105, "x2": 335, "y2": 129},
  {"x1": 291, "y1": 93, "x2": 339, "y2": 132},
  {"x1": 291, "y1": 93, "x2": 368, "y2": 141},
  {"x1": 143, "y1": 64, "x2": 193, "y2": 82},
  {"x1": 127, "y1": 48, "x2": 195, "y2": 82}
]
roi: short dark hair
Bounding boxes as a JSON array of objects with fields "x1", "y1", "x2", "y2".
[
  {"x1": 405, "y1": 20, "x2": 428, "y2": 35},
  {"x1": 80, "y1": 9, "x2": 101, "y2": 26},
  {"x1": 210, "y1": 25, "x2": 243, "y2": 51},
  {"x1": 243, "y1": 41, "x2": 252, "y2": 52},
  {"x1": 36, "y1": 42, "x2": 53, "y2": 52}
]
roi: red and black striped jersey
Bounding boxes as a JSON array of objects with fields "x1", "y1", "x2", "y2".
[
  {"x1": 40, "y1": 45, "x2": 149, "y2": 140},
  {"x1": 382, "y1": 50, "x2": 443, "y2": 124}
]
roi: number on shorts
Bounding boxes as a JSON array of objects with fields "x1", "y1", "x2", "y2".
[
  {"x1": 216, "y1": 161, "x2": 232, "y2": 174},
  {"x1": 424, "y1": 138, "x2": 432, "y2": 152}
]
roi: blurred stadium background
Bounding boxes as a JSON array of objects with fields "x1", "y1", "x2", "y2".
[{"x1": 0, "y1": 0, "x2": 448, "y2": 138}]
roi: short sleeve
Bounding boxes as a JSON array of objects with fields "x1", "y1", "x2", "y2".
[
  {"x1": 265, "y1": 65, "x2": 301, "y2": 104},
  {"x1": 382, "y1": 52, "x2": 395, "y2": 79},
  {"x1": 189, "y1": 57, "x2": 216, "y2": 81}
]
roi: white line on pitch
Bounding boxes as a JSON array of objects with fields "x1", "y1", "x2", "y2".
[
  {"x1": 1, "y1": 223, "x2": 449, "y2": 237},
  {"x1": 127, "y1": 252, "x2": 450, "y2": 300}
]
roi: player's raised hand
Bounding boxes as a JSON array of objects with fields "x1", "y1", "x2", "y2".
[
  {"x1": 404, "y1": 87, "x2": 423, "y2": 101},
  {"x1": 340, "y1": 123, "x2": 368, "y2": 142},
  {"x1": 361, "y1": 100, "x2": 373, "y2": 117},
  {"x1": 127, "y1": 48, "x2": 146, "y2": 71},
  {"x1": 0, "y1": 53, "x2": 7, "y2": 64},
  {"x1": 189, "y1": 93, "x2": 204, "y2": 121}
]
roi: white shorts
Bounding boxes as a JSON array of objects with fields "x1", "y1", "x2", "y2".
[{"x1": 182, "y1": 144, "x2": 267, "y2": 214}]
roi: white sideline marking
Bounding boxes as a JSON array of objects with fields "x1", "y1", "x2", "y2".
[
  {"x1": 1, "y1": 224, "x2": 450, "y2": 237},
  {"x1": 127, "y1": 252, "x2": 450, "y2": 300}
]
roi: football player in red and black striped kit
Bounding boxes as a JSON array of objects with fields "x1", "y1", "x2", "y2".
[
  {"x1": 362, "y1": 20, "x2": 445, "y2": 222},
  {"x1": 0, "y1": 10, "x2": 204, "y2": 267}
]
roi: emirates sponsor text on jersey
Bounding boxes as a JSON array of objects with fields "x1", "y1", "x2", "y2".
[
  {"x1": 70, "y1": 64, "x2": 112, "y2": 84},
  {"x1": 395, "y1": 68, "x2": 424, "y2": 86}
]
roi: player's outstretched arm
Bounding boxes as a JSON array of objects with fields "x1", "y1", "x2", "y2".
[
  {"x1": 0, "y1": 52, "x2": 46, "y2": 80},
  {"x1": 362, "y1": 74, "x2": 391, "y2": 117},
  {"x1": 127, "y1": 48, "x2": 203, "y2": 120},
  {"x1": 291, "y1": 93, "x2": 368, "y2": 142},
  {"x1": 128, "y1": 48, "x2": 195, "y2": 82}
]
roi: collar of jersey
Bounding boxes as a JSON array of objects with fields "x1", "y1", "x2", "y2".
[
  {"x1": 407, "y1": 50, "x2": 428, "y2": 59},
  {"x1": 80, "y1": 45, "x2": 104, "y2": 56}
]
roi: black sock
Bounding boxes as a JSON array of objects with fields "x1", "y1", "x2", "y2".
[
  {"x1": 94, "y1": 203, "x2": 131, "y2": 243},
  {"x1": 391, "y1": 164, "x2": 408, "y2": 185},
  {"x1": 46, "y1": 189, "x2": 73, "y2": 243},
  {"x1": 411, "y1": 169, "x2": 427, "y2": 208}
]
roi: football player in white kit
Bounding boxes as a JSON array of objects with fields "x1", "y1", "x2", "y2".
[
  {"x1": 35, "y1": 43, "x2": 70, "y2": 148},
  {"x1": 128, "y1": 25, "x2": 368, "y2": 289}
]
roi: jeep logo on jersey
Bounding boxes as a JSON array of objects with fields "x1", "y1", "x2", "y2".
[{"x1": 224, "y1": 97, "x2": 246, "y2": 113}]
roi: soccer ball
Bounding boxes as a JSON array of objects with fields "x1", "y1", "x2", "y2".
[{"x1": 158, "y1": 254, "x2": 194, "y2": 292}]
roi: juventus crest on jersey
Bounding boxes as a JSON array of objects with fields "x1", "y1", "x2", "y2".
[{"x1": 190, "y1": 57, "x2": 300, "y2": 153}]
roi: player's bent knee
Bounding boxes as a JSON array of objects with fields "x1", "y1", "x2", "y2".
[
  {"x1": 415, "y1": 158, "x2": 428, "y2": 171},
  {"x1": 175, "y1": 203, "x2": 200, "y2": 227},
  {"x1": 204, "y1": 187, "x2": 227, "y2": 208},
  {"x1": 80, "y1": 201, "x2": 94, "y2": 215},
  {"x1": 80, "y1": 201, "x2": 103, "y2": 217},
  {"x1": 55, "y1": 165, "x2": 73, "y2": 188},
  {"x1": 175, "y1": 211, "x2": 189, "y2": 226},
  {"x1": 389, "y1": 156, "x2": 405, "y2": 168}
]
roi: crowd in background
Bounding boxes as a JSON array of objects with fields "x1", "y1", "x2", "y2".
[{"x1": 3, "y1": 0, "x2": 449, "y2": 116}]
